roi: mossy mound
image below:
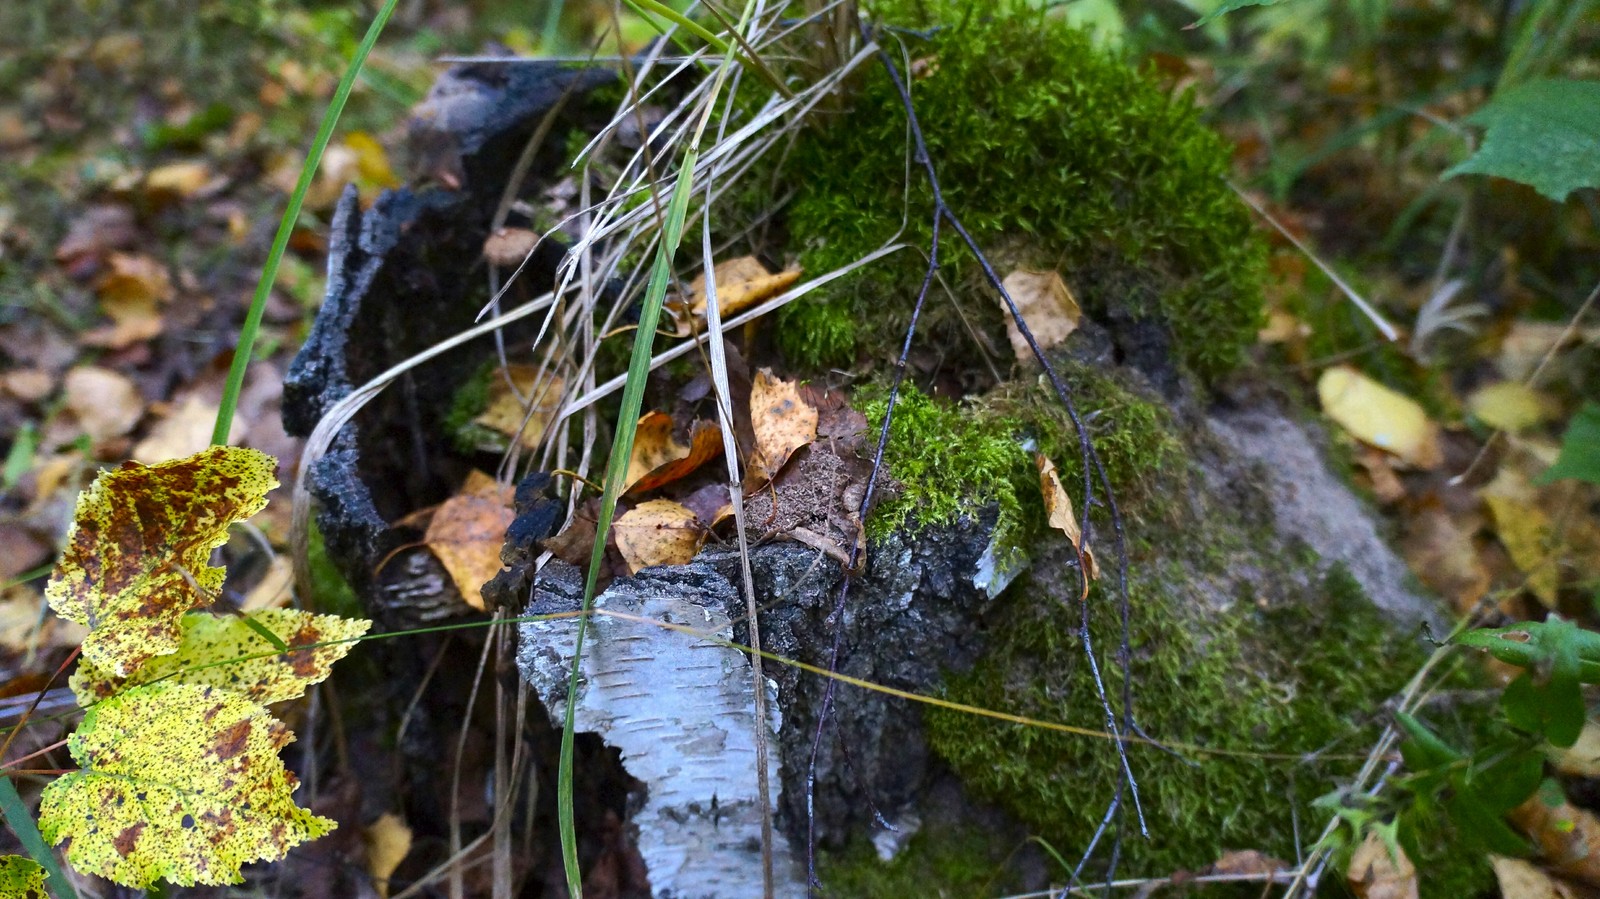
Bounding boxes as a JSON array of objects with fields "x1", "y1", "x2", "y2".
[{"x1": 772, "y1": 1, "x2": 1266, "y2": 381}]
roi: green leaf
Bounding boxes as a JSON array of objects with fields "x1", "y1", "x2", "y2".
[
  {"x1": 1397, "y1": 711, "x2": 1462, "y2": 770},
  {"x1": 1445, "y1": 790, "x2": 1529, "y2": 856},
  {"x1": 1545, "y1": 618, "x2": 1588, "y2": 747},
  {"x1": 39, "y1": 683, "x2": 333, "y2": 887},
  {"x1": 0, "y1": 856, "x2": 48, "y2": 898},
  {"x1": 1189, "y1": 0, "x2": 1291, "y2": 27},
  {"x1": 1446, "y1": 79, "x2": 1600, "y2": 202},
  {"x1": 1502, "y1": 673, "x2": 1545, "y2": 734},
  {"x1": 69, "y1": 609, "x2": 371, "y2": 706},
  {"x1": 0, "y1": 780, "x2": 75, "y2": 899},
  {"x1": 45, "y1": 446, "x2": 280, "y2": 677},
  {"x1": 1472, "y1": 747, "x2": 1545, "y2": 811},
  {"x1": 1538, "y1": 402, "x2": 1600, "y2": 486}
]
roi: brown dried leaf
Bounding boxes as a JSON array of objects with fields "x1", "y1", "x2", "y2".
[
  {"x1": 1512, "y1": 788, "x2": 1600, "y2": 887},
  {"x1": 1347, "y1": 831, "x2": 1418, "y2": 899},
  {"x1": 998, "y1": 269, "x2": 1081, "y2": 363},
  {"x1": 614, "y1": 500, "x2": 701, "y2": 574},
  {"x1": 1490, "y1": 856, "x2": 1568, "y2": 899},
  {"x1": 144, "y1": 161, "x2": 213, "y2": 200},
  {"x1": 625, "y1": 416, "x2": 721, "y2": 495},
  {"x1": 62, "y1": 366, "x2": 143, "y2": 442},
  {"x1": 424, "y1": 471, "x2": 515, "y2": 611},
  {"x1": 473, "y1": 366, "x2": 562, "y2": 451},
  {"x1": 1210, "y1": 849, "x2": 1289, "y2": 876},
  {"x1": 1037, "y1": 453, "x2": 1100, "y2": 580},
  {"x1": 748, "y1": 370, "x2": 817, "y2": 486},
  {"x1": 1399, "y1": 502, "x2": 1490, "y2": 614},
  {"x1": 134, "y1": 395, "x2": 243, "y2": 463},
  {"x1": 687, "y1": 256, "x2": 801, "y2": 322}
]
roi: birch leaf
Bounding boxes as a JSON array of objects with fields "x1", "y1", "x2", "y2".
[
  {"x1": 70, "y1": 609, "x2": 371, "y2": 706},
  {"x1": 748, "y1": 370, "x2": 818, "y2": 486},
  {"x1": 1317, "y1": 366, "x2": 1442, "y2": 468},
  {"x1": 46, "y1": 446, "x2": 279, "y2": 677},
  {"x1": 614, "y1": 500, "x2": 702, "y2": 574},
  {"x1": 39, "y1": 683, "x2": 333, "y2": 888},
  {"x1": 1037, "y1": 454, "x2": 1100, "y2": 580}
]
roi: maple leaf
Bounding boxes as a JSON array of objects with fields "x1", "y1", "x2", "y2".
[
  {"x1": 39, "y1": 683, "x2": 333, "y2": 888},
  {"x1": 70, "y1": 609, "x2": 371, "y2": 706},
  {"x1": 46, "y1": 446, "x2": 279, "y2": 677},
  {"x1": 0, "y1": 856, "x2": 48, "y2": 898}
]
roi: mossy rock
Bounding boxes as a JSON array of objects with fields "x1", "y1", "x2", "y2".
[{"x1": 769, "y1": 1, "x2": 1266, "y2": 384}]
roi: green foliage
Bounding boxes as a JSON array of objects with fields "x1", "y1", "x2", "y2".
[
  {"x1": 819, "y1": 824, "x2": 1027, "y2": 897},
  {"x1": 1446, "y1": 79, "x2": 1600, "y2": 202},
  {"x1": 39, "y1": 683, "x2": 334, "y2": 887},
  {"x1": 1538, "y1": 401, "x2": 1600, "y2": 486},
  {"x1": 0, "y1": 855, "x2": 49, "y2": 898},
  {"x1": 775, "y1": 1, "x2": 1266, "y2": 379}
]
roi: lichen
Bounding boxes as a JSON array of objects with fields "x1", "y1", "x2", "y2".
[{"x1": 769, "y1": 0, "x2": 1266, "y2": 380}]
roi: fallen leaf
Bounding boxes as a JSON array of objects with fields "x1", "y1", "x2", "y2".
[
  {"x1": 1470, "y1": 382, "x2": 1554, "y2": 433},
  {"x1": 1355, "y1": 445, "x2": 1408, "y2": 504},
  {"x1": 680, "y1": 482, "x2": 733, "y2": 529},
  {"x1": 1491, "y1": 855, "x2": 1564, "y2": 899},
  {"x1": 39, "y1": 683, "x2": 333, "y2": 887},
  {"x1": 684, "y1": 256, "x2": 801, "y2": 327},
  {"x1": 1317, "y1": 366, "x2": 1442, "y2": 469},
  {"x1": 0, "y1": 523, "x2": 51, "y2": 583},
  {"x1": 1483, "y1": 468, "x2": 1562, "y2": 607},
  {"x1": 998, "y1": 269, "x2": 1082, "y2": 363},
  {"x1": 1037, "y1": 454, "x2": 1100, "y2": 580},
  {"x1": 1399, "y1": 502, "x2": 1490, "y2": 614},
  {"x1": 46, "y1": 446, "x2": 279, "y2": 676},
  {"x1": 1498, "y1": 321, "x2": 1600, "y2": 382},
  {"x1": 343, "y1": 131, "x2": 399, "y2": 189},
  {"x1": 1, "y1": 369, "x2": 53, "y2": 403},
  {"x1": 1210, "y1": 848, "x2": 1289, "y2": 876},
  {"x1": 482, "y1": 227, "x2": 541, "y2": 267},
  {"x1": 1551, "y1": 721, "x2": 1600, "y2": 779},
  {"x1": 1347, "y1": 830, "x2": 1418, "y2": 899},
  {"x1": 1512, "y1": 784, "x2": 1600, "y2": 887},
  {"x1": 133, "y1": 395, "x2": 242, "y2": 463},
  {"x1": 62, "y1": 366, "x2": 144, "y2": 442},
  {"x1": 0, "y1": 583, "x2": 87, "y2": 653},
  {"x1": 624, "y1": 414, "x2": 721, "y2": 494},
  {"x1": 94, "y1": 252, "x2": 174, "y2": 305},
  {"x1": 144, "y1": 161, "x2": 213, "y2": 199},
  {"x1": 364, "y1": 813, "x2": 413, "y2": 899},
  {"x1": 241, "y1": 556, "x2": 295, "y2": 611},
  {"x1": 473, "y1": 366, "x2": 562, "y2": 452},
  {"x1": 748, "y1": 370, "x2": 818, "y2": 485},
  {"x1": 424, "y1": 471, "x2": 516, "y2": 611},
  {"x1": 1540, "y1": 403, "x2": 1600, "y2": 487},
  {"x1": 613, "y1": 500, "x2": 701, "y2": 574},
  {"x1": 1258, "y1": 309, "x2": 1312, "y2": 343},
  {"x1": 69, "y1": 609, "x2": 371, "y2": 706},
  {"x1": 55, "y1": 204, "x2": 136, "y2": 268}
]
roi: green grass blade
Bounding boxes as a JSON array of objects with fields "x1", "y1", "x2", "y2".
[
  {"x1": 0, "y1": 775, "x2": 78, "y2": 899},
  {"x1": 557, "y1": 148, "x2": 700, "y2": 898},
  {"x1": 210, "y1": 0, "x2": 400, "y2": 446}
]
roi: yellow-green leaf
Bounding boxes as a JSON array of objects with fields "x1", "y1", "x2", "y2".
[
  {"x1": 39, "y1": 683, "x2": 332, "y2": 888},
  {"x1": 0, "y1": 856, "x2": 48, "y2": 898},
  {"x1": 45, "y1": 446, "x2": 279, "y2": 677},
  {"x1": 70, "y1": 609, "x2": 371, "y2": 706}
]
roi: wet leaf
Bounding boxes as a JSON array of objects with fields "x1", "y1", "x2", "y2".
[
  {"x1": 1446, "y1": 79, "x2": 1600, "y2": 203},
  {"x1": 473, "y1": 366, "x2": 562, "y2": 452},
  {"x1": 38, "y1": 683, "x2": 333, "y2": 887},
  {"x1": 624, "y1": 414, "x2": 720, "y2": 494},
  {"x1": 46, "y1": 446, "x2": 279, "y2": 677},
  {"x1": 614, "y1": 500, "x2": 702, "y2": 574},
  {"x1": 998, "y1": 269, "x2": 1082, "y2": 363},
  {"x1": 0, "y1": 856, "x2": 47, "y2": 898},
  {"x1": 1037, "y1": 454, "x2": 1100, "y2": 580},
  {"x1": 424, "y1": 470, "x2": 515, "y2": 611},
  {"x1": 364, "y1": 812, "x2": 412, "y2": 899},
  {"x1": 69, "y1": 609, "x2": 371, "y2": 706},
  {"x1": 748, "y1": 370, "x2": 818, "y2": 486},
  {"x1": 1317, "y1": 366, "x2": 1442, "y2": 468}
]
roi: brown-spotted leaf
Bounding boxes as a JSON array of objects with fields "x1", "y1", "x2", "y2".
[
  {"x1": 0, "y1": 856, "x2": 48, "y2": 898},
  {"x1": 424, "y1": 470, "x2": 515, "y2": 611},
  {"x1": 70, "y1": 609, "x2": 371, "y2": 706},
  {"x1": 38, "y1": 683, "x2": 333, "y2": 888},
  {"x1": 46, "y1": 446, "x2": 279, "y2": 677},
  {"x1": 748, "y1": 370, "x2": 817, "y2": 486},
  {"x1": 614, "y1": 500, "x2": 702, "y2": 574}
]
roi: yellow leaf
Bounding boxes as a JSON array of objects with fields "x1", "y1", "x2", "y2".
[
  {"x1": 1317, "y1": 366, "x2": 1442, "y2": 468},
  {"x1": 0, "y1": 855, "x2": 48, "y2": 897},
  {"x1": 1469, "y1": 381, "x2": 1553, "y2": 433},
  {"x1": 69, "y1": 609, "x2": 371, "y2": 707},
  {"x1": 1036, "y1": 454, "x2": 1099, "y2": 580},
  {"x1": 473, "y1": 366, "x2": 563, "y2": 451},
  {"x1": 423, "y1": 471, "x2": 515, "y2": 611},
  {"x1": 39, "y1": 683, "x2": 333, "y2": 887},
  {"x1": 748, "y1": 369, "x2": 818, "y2": 485},
  {"x1": 144, "y1": 161, "x2": 213, "y2": 199},
  {"x1": 614, "y1": 500, "x2": 702, "y2": 574},
  {"x1": 625, "y1": 415, "x2": 721, "y2": 495},
  {"x1": 1483, "y1": 468, "x2": 1561, "y2": 607},
  {"x1": 364, "y1": 813, "x2": 412, "y2": 899},
  {"x1": 46, "y1": 446, "x2": 279, "y2": 676},
  {"x1": 998, "y1": 269, "x2": 1082, "y2": 363},
  {"x1": 686, "y1": 256, "x2": 801, "y2": 321},
  {"x1": 343, "y1": 130, "x2": 399, "y2": 188}
]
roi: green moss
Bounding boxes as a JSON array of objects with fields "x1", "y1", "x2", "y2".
[
  {"x1": 773, "y1": 1, "x2": 1266, "y2": 379},
  {"x1": 442, "y1": 360, "x2": 508, "y2": 454},
  {"x1": 923, "y1": 552, "x2": 1459, "y2": 890},
  {"x1": 818, "y1": 824, "x2": 1028, "y2": 898},
  {"x1": 307, "y1": 519, "x2": 362, "y2": 621}
]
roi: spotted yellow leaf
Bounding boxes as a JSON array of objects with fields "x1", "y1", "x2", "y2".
[
  {"x1": 46, "y1": 446, "x2": 279, "y2": 677},
  {"x1": 0, "y1": 856, "x2": 48, "y2": 898},
  {"x1": 70, "y1": 609, "x2": 371, "y2": 706},
  {"x1": 39, "y1": 683, "x2": 332, "y2": 888}
]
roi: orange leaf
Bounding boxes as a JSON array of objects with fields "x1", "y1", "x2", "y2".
[
  {"x1": 423, "y1": 471, "x2": 515, "y2": 611},
  {"x1": 748, "y1": 370, "x2": 817, "y2": 485},
  {"x1": 46, "y1": 446, "x2": 279, "y2": 677},
  {"x1": 1037, "y1": 454, "x2": 1100, "y2": 581},
  {"x1": 614, "y1": 500, "x2": 702, "y2": 574},
  {"x1": 624, "y1": 412, "x2": 720, "y2": 493}
]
